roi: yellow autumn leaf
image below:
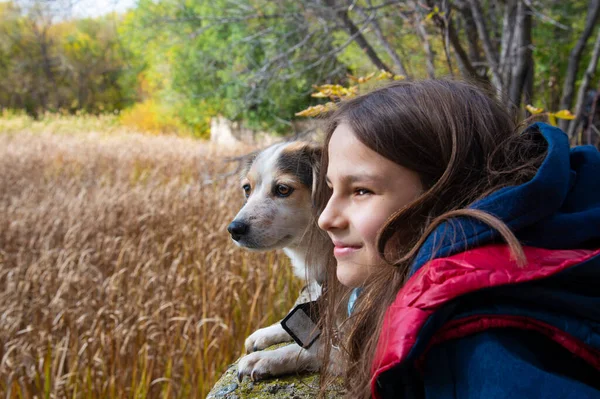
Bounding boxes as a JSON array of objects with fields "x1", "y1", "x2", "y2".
[
  {"x1": 311, "y1": 84, "x2": 350, "y2": 99},
  {"x1": 323, "y1": 102, "x2": 338, "y2": 112},
  {"x1": 376, "y1": 70, "x2": 393, "y2": 80},
  {"x1": 330, "y1": 86, "x2": 350, "y2": 97},
  {"x1": 426, "y1": 6, "x2": 441, "y2": 20},
  {"x1": 347, "y1": 72, "x2": 375, "y2": 84},
  {"x1": 548, "y1": 113, "x2": 557, "y2": 127},
  {"x1": 313, "y1": 84, "x2": 344, "y2": 92},
  {"x1": 295, "y1": 102, "x2": 337, "y2": 117},
  {"x1": 344, "y1": 85, "x2": 358, "y2": 96},
  {"x1": 526, "y1": 104, "x2": 544, "y2": 115},
  {"x1": 552, "y1": 109, "x2": 575, "y2": 120},
  {"x1": 393, "y1": 74, "x2": 406, "y2": 81},
  {"x1": 313, "y1": 84, "x2": 334, "y2": 90}
]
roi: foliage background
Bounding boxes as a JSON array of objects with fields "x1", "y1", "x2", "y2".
[{"x1": 1, "y1": 0, "x2": 599, "y2": 138}]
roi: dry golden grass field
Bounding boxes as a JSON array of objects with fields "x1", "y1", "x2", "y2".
[{"x1": 0, "y1": 115, "x2": 303, "y2": 398}]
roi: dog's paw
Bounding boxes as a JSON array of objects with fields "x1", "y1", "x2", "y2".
[
  {"x1": 237, "y1": 351, "x2": 275, "y2": 382},
  {"x1": 244, "y1": 323, "x2": 291, "y2": 353},
  {"x1": 237, "y1": 344, "x2": 318, "y2": 382}
]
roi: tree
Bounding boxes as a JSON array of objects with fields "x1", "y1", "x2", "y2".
[
  {"x1": 122, "y1": 0, "x2": 348, "y2": 132},
  {"x1": 0, "y1": 0, "x2": 136, "y2": 115},
  {"x1": 2, "y1": 0, "x2": 599, "y2": 142},
  {"x1": 559, "y1": 0, "x2": 600, "y2": 131}
]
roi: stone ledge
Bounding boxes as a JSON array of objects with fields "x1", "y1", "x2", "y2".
[{"x1": 208, "y1": 355, "x2": 344, "y2": 398}]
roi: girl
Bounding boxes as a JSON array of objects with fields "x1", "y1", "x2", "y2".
[{"x1": 312, "y1": 79, "x2": 600, "y2": 398}]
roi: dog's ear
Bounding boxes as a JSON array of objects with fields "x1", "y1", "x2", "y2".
[
  {"x1": 303, "y1": 142, "x2": 322, "y2": 169},
  {"x1": 277, "y1": 141, "x2": 322, "y2": 190},
  {"x1": 237, "y1": 150, "x2": 258, "y2": 178},
  {"x1": 301, "y1": 142, "x2": 322, "y2": 199}
]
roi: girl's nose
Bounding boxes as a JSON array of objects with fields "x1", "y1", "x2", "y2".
[{"x1": 318, "y1": 197, "x2": 346, "y2": 231}]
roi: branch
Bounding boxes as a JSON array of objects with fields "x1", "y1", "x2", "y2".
[
  {"x1": 458, "y1": 3, "x2": 485, "y2": 72},
  {"x1": 279, "y1": 12, "x2": 378, "y2": 80},
  {"x1": 338, "y1": 0, "x2": 392, "y2": 73},
  {"x1": 440, "y1": 0, "x2": 455, "y2": 76},
  {"x1": 410, "y1": 1, "x2": 436, "y2": 78},
  {"x1": 523, "y1": 0, "x2": 569, "y2": 30},
  {"x1": 355, "y1": 1, "x2": 409, "y2": 76},
  {"x1": 585, "y1": 82, "x2": 600, "y2": 145},
  {"x1": 467, "y1": 0, "x2": 502, "y2": 91}
]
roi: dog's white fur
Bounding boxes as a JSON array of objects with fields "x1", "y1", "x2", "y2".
[{"x1": 228, "y1": 141, "x2": 330, "y2": 381}]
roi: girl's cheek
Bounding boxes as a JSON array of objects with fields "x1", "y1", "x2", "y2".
[{"x1": 358, "y1": 214, "x2": 383, "y2": 244}]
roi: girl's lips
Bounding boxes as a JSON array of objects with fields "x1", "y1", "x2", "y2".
[{"x1": 333, "y1": 245, "x2": 362, "y2": 258}]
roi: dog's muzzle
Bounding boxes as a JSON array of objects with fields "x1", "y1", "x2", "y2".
[{"x1": 227, "y1": 221, "x2": 249, "y2": 241}]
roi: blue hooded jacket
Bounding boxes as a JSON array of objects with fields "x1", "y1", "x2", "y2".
[{"x1": 372, "y1": 123, "x2": 600, "y2": 398}]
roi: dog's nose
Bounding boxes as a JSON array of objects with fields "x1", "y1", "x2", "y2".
[{"x1": 227, "y1": 221, "x2": 249, "y2": 240}]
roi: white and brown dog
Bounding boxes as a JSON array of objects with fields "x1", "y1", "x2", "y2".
[{"x1": 227, "y1": 141, "x2": 327, "y2": 381}]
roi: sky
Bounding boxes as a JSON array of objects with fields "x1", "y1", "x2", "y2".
[{"x1": 70, "y1": 0, "x2": 136, "y2": 17}]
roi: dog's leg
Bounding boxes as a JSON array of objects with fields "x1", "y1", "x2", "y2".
[
  {"x1": 237, "y1": 343, "x2": 320, "y2": 381},
  {"x1": 238, "y1": 337, "x2": 342, "y2": 381},
  {"x1": 245, "y1": 282, "x2": 321, "y2": 352},
  {"x1": 245, "y1": 322, "x2": 292, "y2": 353}
]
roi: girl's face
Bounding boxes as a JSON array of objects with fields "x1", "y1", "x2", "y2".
[{"x1": 318, "y1": 124, "x2": 423, "y2": 288}]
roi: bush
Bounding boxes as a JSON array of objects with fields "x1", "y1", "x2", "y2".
[{"x1": 119, "y1": 99, "x2": 205, "y2": 137}]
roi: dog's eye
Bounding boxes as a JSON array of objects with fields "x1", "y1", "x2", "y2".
[
  {"x1": 242, "y1": 184, "x2": 251, "y2": 198},
  {"x1": 275, "y1": 184, "x2": 293, "y2": 197}
]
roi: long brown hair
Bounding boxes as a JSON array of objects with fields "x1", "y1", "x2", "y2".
[{"x1": 310, "y1": 79, "x2": 548, "y2": 398}]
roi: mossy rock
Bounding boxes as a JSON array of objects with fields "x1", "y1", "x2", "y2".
[{"x1": 208, "y1": 351, "x2": 344, "y2": 398}]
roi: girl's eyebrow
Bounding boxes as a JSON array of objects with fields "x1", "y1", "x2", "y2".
[{"x1": 325, "y1": 173, "x2": 381, "y2": 184}]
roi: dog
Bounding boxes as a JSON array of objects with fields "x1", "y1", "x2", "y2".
[{"x1": 227, "y1": 140, "x2": 329, "y2": 381}]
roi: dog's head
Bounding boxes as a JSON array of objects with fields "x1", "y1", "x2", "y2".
[{"x1": 228, "y1": 141, "x2": 321, "y2": 251}]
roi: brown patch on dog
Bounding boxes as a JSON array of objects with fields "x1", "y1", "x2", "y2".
[{"x1": 277, "y1": 143, "x2": 322, "y2": 188}]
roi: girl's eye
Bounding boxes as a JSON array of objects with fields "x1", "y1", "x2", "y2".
[
  {"x1": 355, "y1": 188, "x2": 372, "y2": 196},
  {"x1": 275, "y1": 184, "x2": 294, "y2": 197},
  {"x1": 242, "y1": 184, "x2": 251, "y2": 198}
]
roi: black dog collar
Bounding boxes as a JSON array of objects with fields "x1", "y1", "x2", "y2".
[{"x1": 280, "y1": 301, "x2": 321, "y2": 349}]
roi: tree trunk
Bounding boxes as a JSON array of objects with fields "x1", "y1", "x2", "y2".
[
  {"x1": 508, "y1": 0, "x2": 532, "y2": 108},
  {"x1": 559, "y1": 0, "x2": 600, "y2": 131},
  {"x1": 325, "y1": 0, "x2": 392, "y2": 73},
  {"x1": 523, "y1": 58, "x2": 534, "y2": 111},
  {"x1": 459, "y1": 5, "x2": 486, "y2": 77},
  {"x1": 498, "y1": 0, "x2": 517, "y2": 89},
  {"x1": 467, "y1": 0, "x2": 502, "y2": 92},
  {"x1": 411, "y1": 1, "x2": 436, "y2": 78},
  {"x1": 439, "y1": 1, "x2": 455, "y2": 76},
  {"x1": 448, "y1": 20, "x2": 476, "y2": 78},
  {"x1": 585, "y1": 84, "x2": 600, "y2": 145},
  {"x1": 568, "y1": 29, "x2": 600, "y2": 140}
]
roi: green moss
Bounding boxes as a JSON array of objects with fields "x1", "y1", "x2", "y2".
[{"x1": 207, "y1": 356, "x2": 344, "y2": 399}]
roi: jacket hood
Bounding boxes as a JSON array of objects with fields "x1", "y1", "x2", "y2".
[{"x1": 411, "y1": 122, "x2": 600, "y2": 275}]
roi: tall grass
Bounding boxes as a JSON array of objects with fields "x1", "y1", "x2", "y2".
[
  {"x1": 0, "y1": 111, "x2": 123, "y2": 136},
  {"x1": 0, "y1": 126, "x2": 303, "y2": 398}
]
